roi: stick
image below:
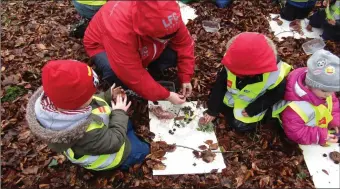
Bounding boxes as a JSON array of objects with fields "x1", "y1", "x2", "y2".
[{"x1": 174, "y1": 144, "x2": 256, "y2": 153}]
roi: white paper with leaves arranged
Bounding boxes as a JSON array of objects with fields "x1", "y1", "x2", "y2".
[
  {"x1": 268, "y1": 13, "x2": 323, "y2": 41},
  {"x1": 148, "y1": 101, "x2": 226, "y2": 175},
  {"x1": 299, "y1": 144, "x2": 340, "y2": 188}
]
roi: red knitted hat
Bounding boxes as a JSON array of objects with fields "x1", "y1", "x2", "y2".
[
  {"x1": 221, "y1": 32, "x2": 278, "y2": 76},
  {"x1": 42, "y1": 60, "x2": 98, "y2": 110},
  {"x1": 132, "y1": 1, "x2": 181, "y2": 38}
]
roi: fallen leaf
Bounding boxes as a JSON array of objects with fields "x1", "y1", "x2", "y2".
[
  {"x1": 201, "y1": 150, "x2": 216, "y2": 163},
  {"x1": 209, "y1": 143, "x2": 219, "y2": 150},
  {"x1": 39, "y1": 184, "x2": 50, "y2": 189},
  {"x1": 193, "y1": 150, "x2": 201, "y2": 158},
  {"x1": 204, "y1": 140, "x2": 213, "y2": 145},
  {"x1": 22, "y1": 166, "x2": 39, "y2": 175},
  {"x1": 174, "y1": 116, "x2": 185, "y2": 120},
  {"x1": 36, "y1": 43, "x2": 47, "y2": 50},
  {"x1": 232, "y1": 9, "x2": 244, "y2": 17},
  {"x1": 198, "y1": 145, "x2": 207, "y2": 150}
]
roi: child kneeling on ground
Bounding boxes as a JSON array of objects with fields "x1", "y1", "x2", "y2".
[
  {"x1": 280, "y1": 0, "x2": 317, "y2": 21},
  {"x1": 26, "y1": 60, "x2": 150, "y2": 171},
  {"x1": 280, "y1": 49, "x2": 340, "y2": 145},
  {"x1": 203, "y1": 32, "x2": 292, "y2": 132},
  {"x1": 309, "y1": 0, "x2": 340, "y2": 41}
]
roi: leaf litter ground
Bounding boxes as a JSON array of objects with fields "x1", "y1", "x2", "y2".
[{"x1": 2, "y1": 0, "x2": 340, "y2": 188}]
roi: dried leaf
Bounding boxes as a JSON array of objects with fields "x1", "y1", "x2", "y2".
[
  {"x1": 174, "y1": 116, "x2": 185, "y2": 120},
  {"x1": 193, "y1": 150, "x2": 201, "y2": 158},
  {"x1": 39, "y1": 184, "x2": 50, "y2": 189},
  {"x1": 209, "y1": 143, "x2": 218, "y2": 150},
  {"x1": 204, "y1": 140, "x2": 213, "y2": 145},
  {"x1": 201, "y1": 150, "x2": 216, "y2": 163},
  {"x1": 36, "y1": 43, "x2": 47, "y2": 50},
  {"x1": 198, "y1": 145, "x2": 208, "y2": 150},
  {"x1": 22, "y1": 166, "x2": 39, "y2": 175}
]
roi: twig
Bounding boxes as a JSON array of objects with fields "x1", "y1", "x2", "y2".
[{"x1": 175, "y1": 143, "x2": 257, "y2": 154}]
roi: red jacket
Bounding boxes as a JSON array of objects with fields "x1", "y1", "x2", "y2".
[{"x1": 83, "y1": 1, "x2": 195, "y2": 101}]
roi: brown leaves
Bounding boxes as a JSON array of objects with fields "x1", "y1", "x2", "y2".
[
  {"x1": 146, "y1": 141, "x2": 177, "y2": 170},
  {"x1": 198, "y1": 145, "x2": 208, "y2": 150},
  {"x1": 149, "y1": 105, "x2": 176, "y2": 119},
  {"x1": 201, "y1": 150, "x2": 216, "y2": 163}
]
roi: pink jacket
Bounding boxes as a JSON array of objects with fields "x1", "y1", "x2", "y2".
[{"x1": 281, "y1": 68, "x2": 340, "y2": 145}]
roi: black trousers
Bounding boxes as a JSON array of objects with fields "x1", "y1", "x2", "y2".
[
  {"x1": 309, "y1": 9, "x2": 340, "y2": 41},
  {"x1": 220, "y1": 105, "x2": 272, "y2": 133},
  {"x1": 280, "y1": 2, "x2": 314, "y2": 21},
  {"x1": 92, "y1": 46, "x2": 177, "y2": 90}
]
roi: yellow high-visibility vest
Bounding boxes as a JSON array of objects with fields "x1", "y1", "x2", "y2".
[
  {"x1": 286, "y1": 96, "x2": 333, "y2": 128},
  {"x1": 223, "y1": 61, "x2": 292, "y2": 123},
  {"x1": 326, "y1": 0, "x2": 340, "y2": 21},
  {"x1": 76, "y1": 0, "x2": 107, "y2": 6},
  {"x1": 63, "y1": 96, "x2": 125, "y2": 171}
]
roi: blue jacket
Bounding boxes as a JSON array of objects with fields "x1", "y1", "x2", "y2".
[{"x1": 287, "y1": 0, "x2": 317, "y2": 8}]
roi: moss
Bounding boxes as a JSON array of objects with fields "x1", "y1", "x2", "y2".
[{"x1": 1, "y1": 86, "x2": 26, "y2": 102}]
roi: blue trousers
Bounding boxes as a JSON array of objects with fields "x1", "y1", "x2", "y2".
[
  {"x1": 72, "y1": 0, "x2": 103, "y2": 19},
  {"x1": 119, "y1": 121, "x2": 150, "y2": 170},
  {"x1": 92, "y1": 46, "x2": 178, "y2": 89}
]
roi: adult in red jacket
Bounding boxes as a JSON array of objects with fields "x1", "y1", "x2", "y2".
[{"x1": 83, "y1": 1, "x2": 195, "y2": 104}]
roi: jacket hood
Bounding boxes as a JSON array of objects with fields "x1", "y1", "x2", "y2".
[
  {"x1": 26, "y1": 87, "x2": 98, "y2": 144},
  {"x1": 131, "y1": 1, "x2": 182, "y2": 38},
  {"x1": 284, "y1": 68, "x2": 326, "y2": 106}
]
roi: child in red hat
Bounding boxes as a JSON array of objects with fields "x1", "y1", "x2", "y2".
[
  {"x1": 202, "y1": 32, "x2": 292, "y2": 132},
  {"x1": 26, "y1": 60, "x2": 149, "y2": 171}
]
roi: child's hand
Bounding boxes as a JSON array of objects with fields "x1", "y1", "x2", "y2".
[
  {"x1": 111, "y1": 94, "x2": 131, "y2": 112},
  {"x1": 203, "y1": 113, "x2": 216, "y2": 124},
  {"x1": 242, "y1": 110, "x2": 249, "y2": 117},
  {"x1": 328, "y1": 19, "x2": 336, "y2": 25},
  {"x1": 327, "y1": 134, "x2": 338, "y2": 143}
]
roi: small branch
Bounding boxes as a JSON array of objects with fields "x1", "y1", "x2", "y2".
[{"x1": 174, "y1": 144, "x2": 253, "y2": 153}]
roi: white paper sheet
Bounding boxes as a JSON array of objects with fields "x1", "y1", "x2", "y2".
[
  {"x1": 178, "y1": 1, "x2": 198, "y2": 25},
  {"x1": 299, "y1": 144, "x2": 340, "y2": 188},
  {"x1": 148, "y1": 101, "x2": 226, "y2": 175},
  {"x1": 268, "y1": 13, "x2": 323, "y2": 41}
]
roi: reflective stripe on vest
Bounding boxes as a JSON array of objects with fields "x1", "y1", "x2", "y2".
[
  {"x1": 223, "y1": 61, "x2": 292, "y2": 123},
  {"x1": 326, "y1": 1, "x2": 340, "y2": 21},
  {"x1": 76, "y1": 0, "x2": 107, "y2": 6},
  {"x1": 63, "y1": 96, "x2": 126, "y2": 171},
  {"x1": 289, "y1": 0, "x2": 310, "y2": 2},
  {"x1": 288, "y1": 96, "x2": 333, "y2": 128}
]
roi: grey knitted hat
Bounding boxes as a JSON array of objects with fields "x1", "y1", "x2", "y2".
[{"x1": 306, "y1": 49, "x2": 340, "y2": 92}]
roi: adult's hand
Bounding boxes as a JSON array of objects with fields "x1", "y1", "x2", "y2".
[
  {"x1": 182, "y1": 82, "x2": 192, "y2": 97},
  {"x1": 111, "y1": 83, "x2": 124, "y2": 99},
  {"x1": 203, "y1": 113, "x2": 216, "y2": 124},
  {"x1": 166, "y1": 92, "x2": 186, "y2": 105}
]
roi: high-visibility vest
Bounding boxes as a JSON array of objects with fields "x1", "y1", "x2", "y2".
[
  {"x1": 76, "y1": 0, "x2": 107, "y2": 6},
  {"x1": 223, "y1": 61, "x2": 292, "y2": 123},
  {"x1": 326, "y1": 0, "x2": 340, "y2": 21},
  {"x1": 63, "y1": 96, "x2": 125, "y2": 171},
  {"x1": 284, "y1": 96, "x2": 333, "y2": 128},
  {"x1": 289, "y1": 0, "x2": 310, "y2": 2}
]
